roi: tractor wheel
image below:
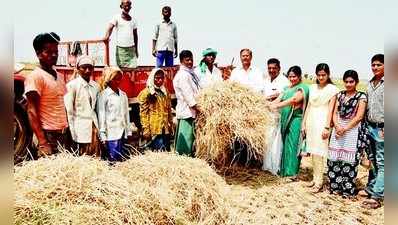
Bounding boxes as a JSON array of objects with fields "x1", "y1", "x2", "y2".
[{"x1": 14, "y1": 103, "x2": 34, "y2": 164}]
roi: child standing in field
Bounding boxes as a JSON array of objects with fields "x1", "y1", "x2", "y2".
[
  {"x1": 138, "y1": 68, "x2": 173, "y2": 151},
  {"x1": 104, "y1": 0, "x2": 139, "y2": 68},
  {"x1": 98, "y1": 66, "x2": 132, "y2": 161}
]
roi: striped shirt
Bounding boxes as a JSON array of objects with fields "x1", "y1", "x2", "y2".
[{"x1": 367, "y1": 76, "x2": 384, "y2": 123}]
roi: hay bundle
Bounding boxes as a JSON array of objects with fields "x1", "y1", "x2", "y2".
[
  {"x1": 116, "y1": 152, "x2": 230, "y2": 225},
  {"x1": 15, "y1": 153, "x2": 231, "y2": 225},
  {"x1": 195, "y1": 81, "x2": 277, "y2": 166},
  {"x1": 14, "y1": 154, "x2": 149, "y2": 225}
]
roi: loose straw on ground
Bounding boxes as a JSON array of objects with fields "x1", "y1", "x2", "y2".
[
  {"x1": 14, "y1": 152, "x2": 231, "y2": 225},
  {"x1": 195, "y1": 81, "x2": 277, "y2": 166}
]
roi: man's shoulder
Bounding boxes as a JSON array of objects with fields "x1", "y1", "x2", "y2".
[
  {"x1": 26, "y1": 67, "x2": 50, "y2": 83},
  {"x1": 66, "y1": 77, "x2": 79, "y2": 87},
  {"x1": 29, "y1": 67, "x2": 45, "y2": 77}
]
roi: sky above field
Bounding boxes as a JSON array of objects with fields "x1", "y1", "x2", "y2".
[{"x1": 14, "y1": 0, "x2": 389, "y2": 79}]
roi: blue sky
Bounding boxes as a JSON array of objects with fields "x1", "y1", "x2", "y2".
[{"x1": 14, "y1": 0, "x2": 388, "y2": 78}]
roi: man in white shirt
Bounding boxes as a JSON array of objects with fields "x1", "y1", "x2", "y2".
[
  {"x1": 263, "y1": 58, "x2": 290, "y2": 101},
  {"x1": 173, "y1": 50, "x2": 200, "y2": 156},
  {"x1": 194, "y1": 48, "x2": 223, "y2": 89},
  {"x1": 104, "y1": 0, "x2": 138, "y2": 68},
  {"x1": 64, "y1": 56, "x2": 101, "y2": 157},
  {"x1": 230, "y1": 49, "x2": 266, "y2": 93},
  {"x1": 152, "y1": 6, "x2": 178, "y2": 67}
]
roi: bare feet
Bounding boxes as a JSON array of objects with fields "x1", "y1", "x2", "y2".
[
  {"x1": 305, "y1": 181, "x2": 315, "y2": 187},
  {"x1": 287, "y1": 176, "x2": 299, "y2": 182},
  {"x1": 362, "y1": 199, "x2": 381, "y2": 209},
  {"x1": 310, "y1": 185, "x2": 322, "y2": 194}
]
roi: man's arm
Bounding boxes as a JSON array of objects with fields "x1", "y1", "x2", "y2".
[
  {"x1": 133, "y1": 28, "x2": 138, "y2": 57},
  {"x1": 63, "y1": 83, "x2": 76, "y2": 141},
  {"x1": 152, "y1": 25, "x2": 159, "y2": 57},
  {"x1": 97, "y1": 92, "x2": 107, "y2": 142},
  {"x1": 103, "y1": 23, "x2": 115, "y2": 41},
  {"x1": 26, "y1": 92, "x2": 50, "y2": 151},
  {"x1": 173, "y1": 25, "x2": 178, "y2": 58},
  {"x1": 152, "y1": 40, "x2": 157, "y2": 57}
]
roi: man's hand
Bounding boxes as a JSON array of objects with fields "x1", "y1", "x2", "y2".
[
  {"x1": 152, "y1": 49, "x2": 157, "y2": 57},
  {"x1": 267, "y1": 93, "x2": 280, "y2": 101},
  {"x1": 143, "y1": 132, "x2": 151, "y2": 141},
  {"x1": 38, "y1": 142, "x2": 52, "y2": 157},
  {"x1": 174, "y1": 51, "x2": 178, "y2": 58}
]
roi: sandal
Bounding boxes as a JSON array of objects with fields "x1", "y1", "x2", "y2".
[
  {"x1": 361, "y1": 199, "x2": 381, "y2": 209},
  {"x1": 358, "y1": 190, "x2": 370, "y2": 198},
  {"x1": 287, "y1": 176, "x2": 299, "y2": 182},
  {"x1": 305, "y1": 181, "x2": 315, "y2": 187}
]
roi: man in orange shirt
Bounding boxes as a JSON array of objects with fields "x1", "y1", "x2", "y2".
[{"x1": 25, "y1": 32, "x2": 70, "y2": 156}]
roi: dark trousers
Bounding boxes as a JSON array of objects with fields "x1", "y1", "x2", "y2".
[{"x1": 156, "y1": 50, "x2": 174, "y2": 67}]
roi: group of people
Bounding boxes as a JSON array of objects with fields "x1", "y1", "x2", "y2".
[
  {"x1": 23, "y1": 0, "x2": 383, "y2": 211},
  {"x1": 224, "y1": 49, "x2": 384, "y2": 209},
  {"x1": 25, "y1": 33, "x2": 132, "y2": 162}
]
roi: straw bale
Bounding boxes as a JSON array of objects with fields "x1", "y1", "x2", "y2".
[
  {"x1": 14, "y1": 152, "x2": 231, "y2": 225},
  {"x1": 195, "y1": 81, "x2": 277, "y2": 166},
  {"x1": 116, "y1": 152, "x2": 231, "y2": 225}
]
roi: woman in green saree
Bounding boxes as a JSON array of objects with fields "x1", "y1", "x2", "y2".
[{"x1": 270, "y1": 66, "x2": 309, "y2": 179}]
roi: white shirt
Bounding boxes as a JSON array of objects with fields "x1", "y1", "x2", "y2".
[
  {"x1": 110, "y1": 14, "x2": 138, "y2": 47},
  {"x1": 194, "y1": 66, "x2": 223, "y2": 89},
  {"x1": 64, "y1": 76, "x2": 100, "y2": 143},
  {"x1": 153, "y1": 20, "x2": 178, "y2": 52},
  {"x1": 263, "y1": 73, "x2": 290, "y2": 97},
  {"x1": 173, "y1": 66, "x2": 200, "y2": 119},
  {"x1": 230, "y1": 66, "x2": 266, "y2": 93},
  {"x1": 98, "y1": 87, "x2": 131, "y2": 141}
]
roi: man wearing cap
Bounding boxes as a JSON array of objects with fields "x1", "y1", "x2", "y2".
[
  {"x1": 64, "y1": 56, "x2": 101, "y2": 157},
  {"x1": 25, "y1": 32, "x2": 70, "y2": 156},
  {"x1": 194, "y1": 48, "x2": 223, "y2": 89}
]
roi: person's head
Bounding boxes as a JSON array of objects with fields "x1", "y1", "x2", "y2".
[
  {"x1": 287, "y1": 65, "x2": 302, "y2": 86},
  {"x1": 76, "y1": 55, "x2": 95, "y2": 80},
  {"x1": 179, "y1": 50, "x2": 194, "y2": 69},
  {"x1": 202, "y1": 48, "x2": 217, "y2": 66},
  {"x1": 154, "y1": 69, "x2": 165, "y2": 87},
  {"x1": 371, "y1": 54, "x2": 384, "y2": 78},
  {"x1": 267, "y1": 58, "x2": 281, "y2": 78},
  {"x1": 33, "y1": 32, "x2": 60, "y2": 68},
  {"x1": 120, "y1": 0, "x2": 132, "y2": 14},
  {"x1": 315, "y1": 63, "x2": 333, "y2": 85},
  {"x1": 162, "y1": 6, "x2": 171, "y2": 20},
  {"x1": 240, "y1": 49, "x2": 252, "y2": 67},
  {"x1": 342, "y1": 70, "x2": 359, "y2": 92},
  {"x1": 101, "y1": 66, "x2": 123, "y2": 91}
]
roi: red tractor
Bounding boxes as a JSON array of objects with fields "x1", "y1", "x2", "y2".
[{"x1": 14, "y1": 63, "x2": 34, "y2": 164}]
